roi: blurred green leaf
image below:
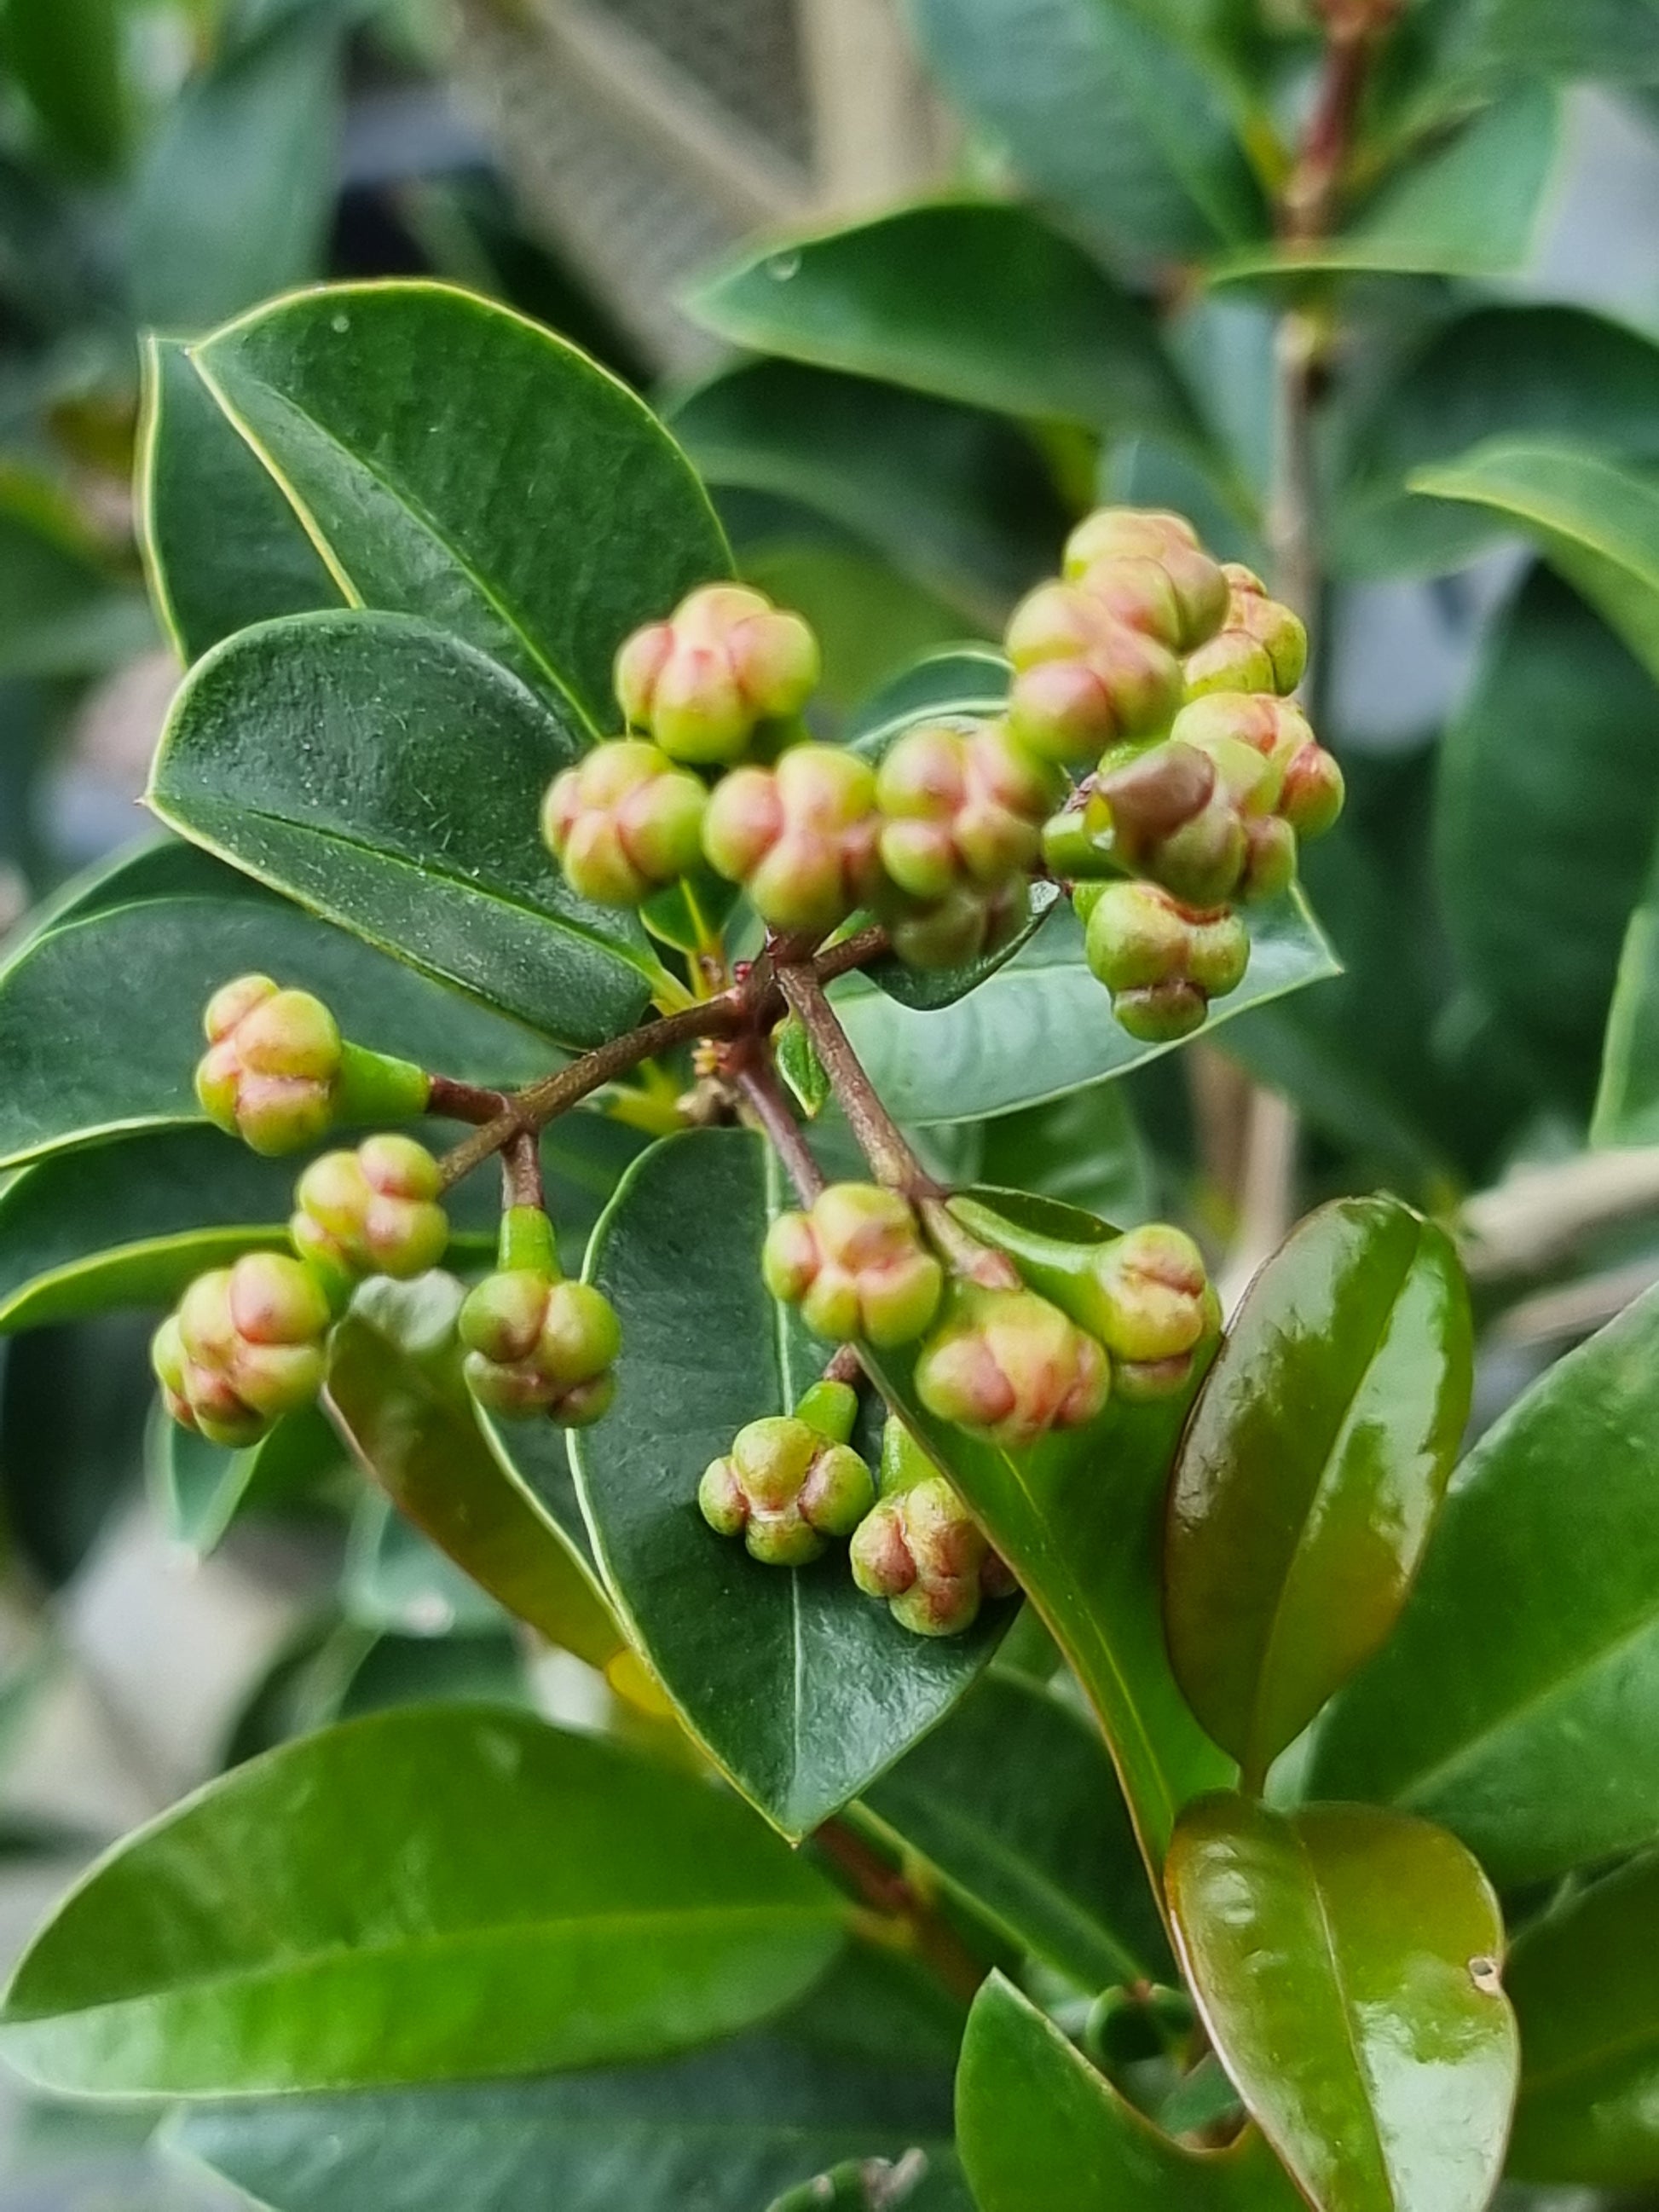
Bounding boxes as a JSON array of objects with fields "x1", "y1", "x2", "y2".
[
  {"x1": 148, "y1": 1401, "x2": 345, "y2": 1557},
  {"x1": 342, "y1": 1487, "x2": 509, "y2": 1637},
  {"x1": 0, "y1": 1315, "x2": 150, "y2": 1588},
  {"x1": 4, "y1": 0, "x2": 127, "y2": 175},
  {"x1": 977, "y1": 1081, "x2": 1152, "y2": 1224},
  {"x1": 0, "y1": 470, "x2": 152, "y2": 679},
  {"x1": 1594, "y1": 852, "x2": 1659, "y2": 1143},
  {"x1": 738, "y1": 538, "x2": 962, "y2": 713}
]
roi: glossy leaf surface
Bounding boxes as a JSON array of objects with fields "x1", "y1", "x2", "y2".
[
  {"x1": 327, "y1": 1274, "x2": 621, "y2": 1671},
  {"x1": 1167, "y1": 1198, "x2": 1471, "y2": 1779},
  {"x1": 1310, "y1": 1282, "x2": 1659, "y2": 1882},
  {"x1": 0, "y1": 1708, "x2": 844, "y2": 2096},
  {"x1": 172, "y1": 2031, "x2": 958, "y2": 2212},
  {"x1": 559, "y1": 1129, "x2": 1003, "y2": 1839},
  {"x1": 957, "y1": 1973, "x2": 1299, "y2": 2212},
  {"x1": 1166, "y1": 1795, "x2": 1518, "y2": 2212},
  {"x1": 691, "y1": 201, "x2": 1201, "y2": 446},
  {"x1": 148, "y1": 611, "x2": 657, "y2": 1047},
  {"x1": 860, "y1": 1672, "x2": 1172, "y2": 1986},
  {"x1": 193, "y1": 280, "x2": 730, "y2": 725}
]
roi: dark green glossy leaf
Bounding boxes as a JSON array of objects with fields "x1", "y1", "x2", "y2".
[
  {"x1": 957, "y1": 1973, "x2": 1299, "y2": 2212},
  {"x1": 848, "y1": 646, "x2": 1012, "y2": 748},
  {"x1": 673, "y1": 359, "x2": 1066, "y2": 631},
  {"x1": 859, "y1": 1672, "x2": 1173, "y2": 1986},
  {"x1": 1506, "y1": 1852, "x2": 1659, "y2": 2187},
  {"x1": 558, "y1": 1128, "x2": 1003, "y2": 1840},
  {"x1": 905, "y1": 0, "x2": 1267, "y2": 263},
  {"x1": 1166, "y1": 1795, "x2": 1518, "y2": 2212},
  {"x1": 171, "y1": 2031, "x2": 957, "y2": 2212},
  {"x1": 149, "y1": 1403, "x2": 346, "y2": 1559},
  {"x1": 1309, "y1": 1282, "x2": 1659, "y2": 1884},
  {"x1": 192, "y1": 280, "x2": 730, "y2": 725},
  {"x1": 327, "y1": 1274, "x2": 621, "y2": 1672},
  {"x1": 978, "y1": 1080, "x2": 1152, "y2": 1226},
  {"x1": 860, "y1": 1194, "x2": 1233, "y2": 1870},
  {"x1": 0, "y1": 1707, "x2": 846, "y2": 2096},
  {"x1": 691, "y1": 201, "x2": 1201, "y2": 448},
  {"x1": 5, "y1": 0, "x2": 127, "y2": 173},
  {"x1": 1167, "y1": 1198, "x2": 1471, "y2": 1781},
  {"x1": 148, "y1": 610, "x2": 658, "y2": 1048},
  {"x1": 1436, "y1": 567, "x2": 1659, "y2": 1112},
  {"x1": 1338, "y1": 306, "x2": 1659, "y2": 579},
  {"x1": 139, "y1": 336, "x2": 342, "y2": 664},
  {"x1": 343, "y1": 1489, "x2": 509, "y2": 1637},
  {"x1": 831, "y1": 892, "x2": 1340, "y2": 1125}
]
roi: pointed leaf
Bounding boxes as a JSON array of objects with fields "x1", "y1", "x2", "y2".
[
  {"x1": 327, "y1": 1274, "x2": 621, "y2": 1672},
  {"x1": 1166, "y1": 1198, "x2": 1471, "y2": 1781},
  {"x1": 148, "y1": 610, "x2": 658, "y2": 1048},
  {"x1": 191, "y1": 280, "x2": 730, "y2": 725},
  {"x1": 1166, "y1": 1794, "x2": 1518, "y2": 2212},
  {"x1": 0, "y1": 1708, "x2": 845, "y2": 2096},
  {"x1": 957, "y1": 1973, "x2": 1299, "y2": 2212},
  {"x1": 1309, "y1": 1281, "x2": 1659, "y2": 1883}
]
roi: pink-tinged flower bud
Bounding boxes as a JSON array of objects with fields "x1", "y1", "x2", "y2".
[
  {"x1": 614, "y1": 584, "x2": 821, "y2": 765},
  {"x1": 1081, "y1": 879, "x2": 1250, "y2": 1042},
  {"x1": 850, "y1": 1473, "x2": 1015, "y2": 1636},
  {"x1": 196, "y1": 976, "x2": 343, "y2": 1157},
  {"x1": 1063, "y1": 508, "x2": 1229, "y2": 651},
  {"x1": 698, "y1": 1413, "x2": 875, "y2": 1566},
  {"x1": 876, "y1": 718, "x2": 1061, "y2": 902},
  {"x1": 1093, "y1": 1224, "x2": 1215, "y2": 1395},
  {"x1": 1279, "y1": 739, "x2": 1346, "y2": 840},
  {"x1": 702, "y1": 743, "x2": 882, "y2": 933},
  {"x1": 763, "y1": 1183, "x2": 943, "y2": 1348},
  {"x1": 541, "y1": 739, "x2": 708, "y2": 905},
  {"x1": 1184, "y1": 566, "x2": 1308, "y2": 699},
  {"x1": 1004, "y1": 581, "x2": 1182, "y2": 762},
  {"x1": 291, "y1": 1135, "x2": 448, "y2": 1292},
  {"x1": 885, "y1": 878, "x2": 1026, "y2": 973},
  {"x1": 459, "y1": 1269, "x2": 621, "y2": 1425},
  {"x1": 156, "y1": 1251, "x2": 332, "y2": 1447},
  {"x1": 915, "y1": 1283, "x2": 1109, "y2": 1449}
]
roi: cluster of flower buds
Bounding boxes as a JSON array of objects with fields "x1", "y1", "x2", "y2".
[
  {"x1": 698, "y1": 1379, "x2": 875, "y2": 1566},
  {"x1": 542, "y1": 740, "x2": 708, "y2": 907},
  {"x1": 852, "y1": 1419, "x2": 1017, "y2": 1637},
  {"x1": 195, "y1": 975, "x2": 431, "y2": 1157},
  {"x1": 459, "y1": 1206, "x2": 621, "y2": 1427},
  {"x1": 615, "y1": 584, "x2": 820, "y2": 765},
  {"x1": 763, "y1": 1183, "x2": 944, "y2": 1348},
  {"x1": 1186, "y1": 564, "x2": 1309, "y2": 698},
  {"x1": 291, "y1": 1134, "x2": 450, "y2": 1302},
  {"x1": 153, "y1": 1252, "x2": 332, "y2": 1447}
]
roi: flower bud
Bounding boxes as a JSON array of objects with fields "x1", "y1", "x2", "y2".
[
  {"x1": 1004, "y1": 581, "x2": 1182, "y2": 762},
  {"x1": 885, "y1": 878, "x2": 1026, "y2": 972},
  {"x1": 541, "y1": 739, "x2": 708, "y2": 905},
  {"x1": 763, "y1": 1183, "x2": 943, "y2": 1347},
  {"x1": 699, "y1": 1412, "x2": 876, "y2": 1566},
  {"x1": 615, "y1": 584, "x2": 820, "y2": 765},
  {"x1": 1184, "y1": 566, "x2": 1307, "y2": 699},
  {"x1": 291, "y1": 1134, "x2": 448, "y2": 1292},
  {"x1": 1092, "y1": 1224, "x2": 1216, "y2": 1396},
  {"x1": 1063, "y1": 508, "x2": 1229, "y2": 651},
  {"x1": 851, "y1": 1473, "x2": 1014, "y2": 1636},
  {"x1": 460, "y1": 1268, "x2": 621, "y2": 1425},
  {"x1": 915, "y1": 1283, "x2": 1109, "y2": 1449},
  {"x1": 196, "y1": 976, "x2": 343, "y2": 1156},
  {"x1": 876, "y1": 719, "x2": 1061, "y2": 901},
  {"x1": 702, "y1": 743, "x2": 882, "y2": 933},
  {"x1": 155, "y1": 1251, "x2": 332, "y2": 1447},
  {"x1": 1082, "y1": 879, "x2": 1250, "y2": 1042},
  {"x1": 1279, "y1": 738, "x2": 1346, "y2": 840}
]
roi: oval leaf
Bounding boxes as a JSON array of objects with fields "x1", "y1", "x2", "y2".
[
  {"x1": 1309, "y1": 1279, "x2": 1659, "y2": 1884},
  {"x1": 147, "y1": 610, "x2": 658, "y2": 1048},
  {"x1": 0, "y1": 1707, "x2": 845, "y2": 2096},
  {"x1": 1165, "y1": 1794, "x2": 1518, "y2": 2212},
  {"x1": 191, "y1": 280, "x2": 730, "y2": 726},
  {"x1": 1166, "y1": 1197, "x2": 1472, "y2": 1781}
]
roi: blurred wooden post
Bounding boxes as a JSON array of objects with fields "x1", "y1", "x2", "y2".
[{"x1": 798, "y1": 0, "x2": 953, "y2": 211}]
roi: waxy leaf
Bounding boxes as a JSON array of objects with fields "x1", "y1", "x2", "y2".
[
  {"x1": 1506, "y1": 1851, "x2": 1659, "y2": 2186},
  {"x1": 327, "y1": 1274, "x2": 621, "y2": 1672},
  {"x1": 150, "y1": 1404, "x2": 347, "y2": 1559},
  {"x1": 691, "y1": 201, "x2": 1202, "y2": 448},
  {"x1": 140, "y1": 336, "x2": 342, "y2": 664},
  {"x1": 832, "y1": 892, "x2": 1340, "y2": 1126},
  {"x1": 0, "y1": 845, "x2": 554, "y2": 1169},
  {"x1": 557, "y1": 1129, "x2": 1004, "y2": 1839},
  {"x1": 957, "y1": 1973, "x2": 1300, "y2": 2212},
  {"x1": 172, "y1": 2031, "x2": 959, "y2": 2212},
  {"x1": 1166, "y1": 1198, "x2": 1471, "y2": 1782},
  {"x1": 1166, "y1": 1795, "x2": 1518, "y2": 2212},
  {"x1": 192, "y1": 280, "x2": 730, "y2": 725},
  {"x1": 859, "y1": 1672, "x2": 1173, "y2": 1988},
  {"x1": 1310, "y1": 1282, "x2": 1659, "y2": 1883},
  {"x1": 0, "y1": 1707, "x2": 845, "y2": 2095},
  {"x1": 148, "y1": 610, "x2": 659, "y2": 1048}
]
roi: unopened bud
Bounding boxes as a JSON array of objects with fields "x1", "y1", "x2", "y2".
[
  {"x1": 1092, "y1": 1225, "x2": 1216, "y2": 1395},
  {"x1": 194, "y1": 975, "x2": 430, "y2": 1156},
  {"x1": 851, "y1": 1472, "x2": 1014, "y2": 1636},
  {"x1": 1082, "y1": 879, "x2": 1250, "y2": 1042},
  {"x1": 702, "y1": 744, "x2": 882, "y2": 933},
  {"x1": 885, "y1": 878, "x2": 1026, "y2": 973},
  {"x1": 1063, "y1": 508, "x2": 1229, "y2": 651},
  {"x1": 876, "y1": 719, "x2": 1061, "y2": 901},
  {"x1": 541, "y1": 739, "x2": 707, "y2": 905},
  {"x1": 291, "y1": 1134, "x2": 448, "y2": 1293},
  {"x1": 1184, "y1": 567, "x2": 1307, "y2": 699},
  {"x1": 615, "y1": 584, "x2": 820, "y2": 765},
  {"x1": 698, "y1": 1412, "x2": 875, "y2": 1566},
  {"x1": 915, "y1": 1283, "x2": 1108, "y2": 1449},
  {"x1": 1004, "y1": 582, "x2": 1182, "y2": 762},
  {"x1": 763, "y1": 1183, "x2": 943, "y2": 1347},
  {"x1": 460, "y1": 1264, "x2": 621, "y2": 1425},
  {"x1": 155, "y1": 1251, "x2": 332, "y2": 1447},
  {"x1": 1279, "y1": 739, "x2": 1345, "y2": 839}
]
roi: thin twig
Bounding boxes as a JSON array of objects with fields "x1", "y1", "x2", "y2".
[
  {"x1": 502, "y1": 1128, "x2": 545, "y2": 1213},
  {"x1": 816, "y1": 1817, "x2": 986, "y2": 2007},
  {"x1": 1462, "y1": 1148, "x2": 1659, "y2": 1279},
  {"x1": 732, "y1": 1054, "x2": 826, "y2": 1204},
  {"x1": 428, "y1": 1075, "x2": 510, "y2": 1125},
  {"x1": 773, "y1": 956, "x2": 933, "y2": 1195}
]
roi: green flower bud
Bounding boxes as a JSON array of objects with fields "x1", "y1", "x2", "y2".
[
  {"x1": 915, "y1": 1282, "x2": 1109, "y2": 1449},
  {"x1": 541, "y1": 739, "x2": 707, "y2": 905},
  {"x1": 851, "y1": 1473, "x2": 1014, "y2": 1637},
  {"x1": 876, "y1": 718, "x2": 1061, "y2": 901},
  {"x1": 460, "y1": 1267, "x2": 621, "y2": 1425},
  {"x1": 884, "y1": 877, "x2": 1026, "y2": 972},
  {"x1": 194, "y1": 974, "x2": 430, "y2": 1157},
  {"x1": 1004, "y1": 582, "x2": 1182, "y2": 763},
  {"x1": 698, "y1": 1412, "x2": 876, "y2": 1565},
  {"x1": 1184, "y1": 567, "x2": 1308, "y2": 699},
  {"x1": 702, "y1": 743, "x2": 882, "y2": 933},
  {"x1": 1062, "y1": 507, "x2": 1229, "y2": 651},
  {"x1": 614, "y1": 584, "x2": 820, "y2": 765},
  {"x1": 1240, "y1": 813, "x2": 1297, "y2": 904},
  {"x1": 1279, "y1": 737, "x2": 1346, "y2": 840},
  {"x1": 763, "y1": 1183, "x2": 943, "y2": 1347},
  {"x1": 156, "y1": 1251, "x2": 332, "y2": 1447},
  {"x1": 291, "y1": 1134, "x2": 448, "y2": 1292},
  {"x1": 1083, "y1": 880, "x2": 1250, "y2": 1042}
]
